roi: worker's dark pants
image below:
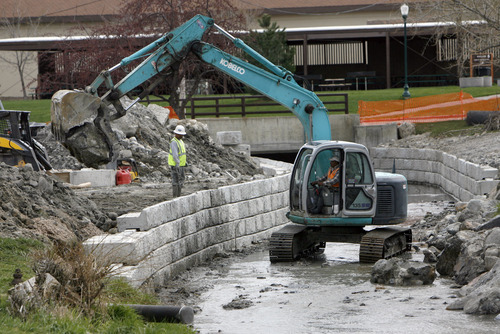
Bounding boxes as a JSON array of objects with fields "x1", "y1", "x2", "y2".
[{"x1": 170, "y1": 165, "x2": 185, "y2": 197}]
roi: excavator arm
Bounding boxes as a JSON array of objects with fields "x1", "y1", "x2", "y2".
[
  {"x1": 192, "y1": 23, "x2": 331, "y2": 142},
  {"x1": 52, "y1": 15, "x2": 214, "y2": 141},
  {"x1": 51, "y1": 14, "x2": 331, "y2": 167},
  {"x1": 85, "y1": 15, "x2": 215, "y2": 119}
]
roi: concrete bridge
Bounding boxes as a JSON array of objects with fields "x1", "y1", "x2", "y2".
[{"x1": 199, "y1": 114, "x2": 397, "y2": 154}]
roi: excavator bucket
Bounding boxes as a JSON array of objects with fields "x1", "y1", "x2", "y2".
[{"x1": 51, "y1": 90, "x2": 117, "y2": 168}]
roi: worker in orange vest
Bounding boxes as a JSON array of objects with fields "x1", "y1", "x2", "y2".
[{"x1": 311, "y1": 156, "x2": 341, "y2": 189}]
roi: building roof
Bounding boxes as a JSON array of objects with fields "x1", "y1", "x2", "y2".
[
  {"x1": 234, "y1": 0, "x2": 423, "y2": 13},
  {"x1": 1, "y1": 0, "x2": 426, "y2": 19},
  {"x1": 0, "y1": 0, "x2": 123, "y2": 21},
  {"x1": 0, "y1": 0, "x2": 432, "y2": 50}
]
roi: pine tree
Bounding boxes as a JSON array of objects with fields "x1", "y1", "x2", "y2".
[{"x1": 243, "y1": 14, "x2": 295, "y2": 73}]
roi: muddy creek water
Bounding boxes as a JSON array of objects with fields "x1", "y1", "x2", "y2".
[
  {"x1": 187, "y1": 245, "x2": 498, "y2": 334},
  {"x1": 161, "y1": 200, "x2": 499, "y2": 334}
]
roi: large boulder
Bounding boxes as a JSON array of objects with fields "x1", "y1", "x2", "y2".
[
  {"x1": 436, "y1": 233, "x2": 467, "y2": 276},
  {"x1": 371, "y1": 258, "x2": 436, "y2": 286},
  {"x1": 453, "y1": 234, "x2": 486, "y2": 285},
  {"x1": 447, "y1": 260, "x2": 500, "y2": 314},
  {"x1": 397, "y1": 122, "x2": 416, "y2": 139}
]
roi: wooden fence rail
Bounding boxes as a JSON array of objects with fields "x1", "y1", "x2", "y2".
[{"x1": 145, "y1": 93, "x2": 348, "y2": 118}]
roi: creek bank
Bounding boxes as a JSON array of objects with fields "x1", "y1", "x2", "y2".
[{"x1": 389, "y1": 197, "x2": 500, "y2": 315}]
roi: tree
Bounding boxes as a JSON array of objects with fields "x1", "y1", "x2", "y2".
[
  {"x1": 0, "y1": 6, "x2": 41, "y2": 99},
  {"x1": 414, "y1": 0, "x2": 500, "y2": 77},
  {"x1": 242, "y1": 14, "x2": 295, "y2": 73},
  {"x1": 54, "y1": 0, "x2": 248, "y2": 119}
]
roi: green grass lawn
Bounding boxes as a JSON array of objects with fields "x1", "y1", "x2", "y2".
[{"x1": 2, "y1": 85, "x2": 499, "y2": 123}]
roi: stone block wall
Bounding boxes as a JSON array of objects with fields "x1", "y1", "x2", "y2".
[
  {"x1": 83, "y1": 159, "x2": 293, "y2": 288},
  {"x1": 370, "y1": 147, "x2": 499, "y2": 201},
  {"x1": 83, "y1": 148, "x2": 499, "y2": 290}
]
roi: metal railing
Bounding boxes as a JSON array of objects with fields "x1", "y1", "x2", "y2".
[{"x1": 146, "y1": 93, "x2": 348, "y2": 118}]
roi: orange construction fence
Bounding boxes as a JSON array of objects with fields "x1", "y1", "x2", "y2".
[
  {"x1": 164, "y1": 106, "x2": 179, "y2": 119},
  {"x1": 359, "y1": 92, "x2": 500, "y2": 125}
]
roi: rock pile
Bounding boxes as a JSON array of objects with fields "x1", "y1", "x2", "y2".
[
  {"x1": 42, "y1": 97, "x2": 263, "y2": 183},
  {"x1": 1, "y1": 99, "x2": 266, "y2": 242},
  {"x1": 413, "y1": 198, "x2": 500, "y2": 314}
]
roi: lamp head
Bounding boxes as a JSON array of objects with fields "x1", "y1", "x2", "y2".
[{"x1": 401, "y1": 4, "x2": 409, "y2": 18}]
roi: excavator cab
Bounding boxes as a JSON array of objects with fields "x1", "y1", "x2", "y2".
[
  {"x1": 289, "y1": 141, "x2": 377, "y2": 223},
  {"x1": 272, "y1": 140, "x2": 410, "y2": 263}
]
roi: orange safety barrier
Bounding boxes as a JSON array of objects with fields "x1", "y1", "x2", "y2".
[
  {"x1": 359, "y1": 92, "x2": 500, "y2": 125},
  {"x1": 164, "y1": 106, "x2": 179, "y2": 119}
]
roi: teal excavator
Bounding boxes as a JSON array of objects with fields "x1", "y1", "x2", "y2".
[{"x1": 51, "y1": 14, "x2": 411, "y2": 263}]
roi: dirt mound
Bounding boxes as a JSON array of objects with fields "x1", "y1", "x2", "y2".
[
  {"x1": 42, "y1": 97, "x2": 263, "y2": 182},
  {"x1": 0, "y1": 163, "x2": 107, "y2": 242},
  {"x1": 1, "y1": 100, "x2": 266, "y2": 242}
]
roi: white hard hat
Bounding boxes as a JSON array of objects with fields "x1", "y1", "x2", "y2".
[
  {"x1": 330, "y1": 156, "x2": 339, "y2": 163},
  {"x1": 174, "y1": 125, "x2": 186, "y2": 135}
]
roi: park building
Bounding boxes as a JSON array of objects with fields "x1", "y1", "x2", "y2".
[{"x1": 0, "y1": 0, "x2": 496, "y2": 99}]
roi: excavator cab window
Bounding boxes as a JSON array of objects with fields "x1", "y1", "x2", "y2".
[
  {"x1": 307, "y1": 149, "x2": 342, "y2": 215},
  {"x1": 290, "y1": 148, "x2": 313, "y2": 211},
  {"x1": 0, "y1": 117, "x2": 10, "y2": 136},
  {"x1": 344, "y1": 151, "x2": 375, "y2": 211}
]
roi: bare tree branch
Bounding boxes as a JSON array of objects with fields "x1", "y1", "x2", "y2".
[
  {"x1": 0, "y1": 5, "x2": 42, "y2": 99},
  {"x1": 414, "y1": 0, "x2": 500, "y2": 77}
]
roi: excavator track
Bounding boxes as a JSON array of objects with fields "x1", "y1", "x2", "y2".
[
  {"x1": 269, "y1": 225, "x2": 323, "y2": 263},
  {"x1": 359, "y1": 227, "x2": 412, "y2": 263}
]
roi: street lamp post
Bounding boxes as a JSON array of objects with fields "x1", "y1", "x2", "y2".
[{"x1": 401, "y1": 4, "x2": 410, "y2": 99}]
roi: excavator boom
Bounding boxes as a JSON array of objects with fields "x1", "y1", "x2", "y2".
[
  {"x1": 192, "y1": 41, "x2": 331, "y2": 142},
  {"x1": 51, "y1": 15, "x2": 214, "y2": 167}
]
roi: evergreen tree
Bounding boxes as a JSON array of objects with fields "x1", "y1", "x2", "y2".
[{"x1": 243, "y1": 14, "x2": 296, "y2": 73}]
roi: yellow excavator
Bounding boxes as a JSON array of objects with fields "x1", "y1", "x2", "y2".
[{"x1": 0, "y1": 110, "x2": 52, "y2": 171}]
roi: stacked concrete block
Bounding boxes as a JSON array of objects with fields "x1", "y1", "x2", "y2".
[
  {"x1": 254, "y1": 157, "x2": 294, "y2": 176},
  {"x1": 459, "y1": 77, "x2": 492, "y2": 88},
  {"x1": 354, "y1": 123, "x2": 398, "y2": 148},
  {"x1": 83, "y1": 159, "x2": 293, "y2": 288},
  {"x1": 370, "y1": 147, "x2": 499, "y2": 202},
  {"x1": 216, "y1": 130, "x2": 251, "y2": 156},
  {"x1": 58, "y1": 168, "x2": 116, "y2": 187}
]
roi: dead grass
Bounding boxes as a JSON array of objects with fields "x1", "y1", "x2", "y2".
[
  {"x1": 484, "y1": 112, "x2": 500, "y2": 131},
  {"x1": 29, "y1": 240, "x2": 114, "y2": 317},
  {"x1": 415, "y1": 120, "x2": 485, "y2": 138}
]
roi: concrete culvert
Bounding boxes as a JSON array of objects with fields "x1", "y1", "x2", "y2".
[
  {"x1": 465, "y1": 110, "x2": 498, "y2": 125},
  {"x1": 124, "y1": 304, "x2": 194, "y2": 324}
]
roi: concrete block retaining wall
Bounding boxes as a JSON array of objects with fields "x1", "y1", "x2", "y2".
[
  {"x1": 370, "y1": 147, "x2": 499, "y2": 201},
  {"x1": 83, "y1": 159, "x2": 293, "y2": 288},
  {"x1": 83, "y1": 148, "x2": 499, "y2": 289}
]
